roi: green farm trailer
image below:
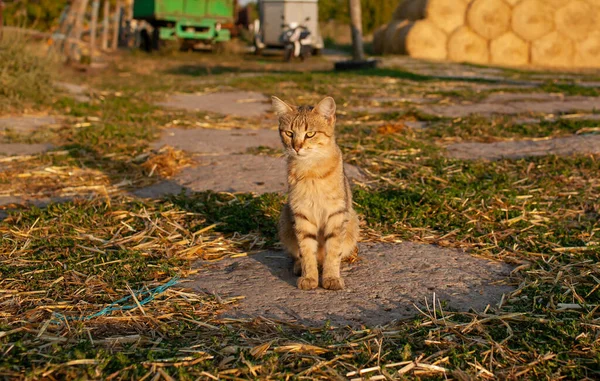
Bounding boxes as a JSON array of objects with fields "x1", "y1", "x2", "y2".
[{"x1": 133, "y1": 0, "x2": 235, "y2": 49}]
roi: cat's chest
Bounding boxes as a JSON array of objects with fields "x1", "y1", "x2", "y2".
[{"x1": 290, "y1": 179, "x2": 343, "y2": 213}]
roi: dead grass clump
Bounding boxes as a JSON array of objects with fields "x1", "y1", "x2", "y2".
[
  {"x1": 141, "y1": 146, "x2": 193, "y2": 178},
  {"x1": 0, "y1": 31, "x2": 56, "y2": 110}
]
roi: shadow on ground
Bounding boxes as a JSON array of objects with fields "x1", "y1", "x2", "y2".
[{"x1": 187, "y1": 242, "x2": 514, "y2": 327}]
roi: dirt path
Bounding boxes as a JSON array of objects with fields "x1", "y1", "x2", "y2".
[
  {"x1": 447, "y1": 134, "x2": 600, "y2": 160},
  {"x1": 188, "y1": 242, "x2": 514, "y2": 327},
  {"x1": 135, "y1": 127, "x2": 366, "y2": 196},
  {"x1": 156, "y1": 91, "x2": 271, "y2": 117}
]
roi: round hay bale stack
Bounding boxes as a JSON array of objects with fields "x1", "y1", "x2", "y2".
[
  {"x1": 404, "y1": 19, "x2": 448, "y2": 60},
  {"x1": 448, "y1": 26, "x2": 490, "y2": 64},
  {"x1": 425, "y1": 0, "x2": 469, "y2": 34},
  {"x1": 512, "y1": 0, "x2": 555, "y2": 42},
  {"x1": 466, "y1": 0, "x2": 512, "y2": 40},
  {"x1": 555, "y1": 1, "x2": 596, "y2": 42},
  {"x1": 383, "y1": 20, "x2": 409, "y2": 54},
  {"x1": 490, "y1": 32, "x2": 529, "y2": 66},
  {"x1": 372, "y1": 24, "x2": 388, "y2": 55},
  {"x1": 392, "y1": 0, "x2": 426, "y2": 21},
  {"x1": 531, "y1": 31, "x2": 575, "y2": 67},
  {"x1": 392, "y1": 21, "x2": 413, "y2": 55},
  {"x1": 574, "y1": 31, "x2": 600, "y2": 68}
]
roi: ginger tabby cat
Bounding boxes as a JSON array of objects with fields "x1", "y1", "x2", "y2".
[{"x1": 272, "y1": 96, "x2": 359, "y2": 291}]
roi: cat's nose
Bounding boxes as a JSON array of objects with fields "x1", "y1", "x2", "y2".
[{"x1": 293, "y1": 145, "x2": 302, "y2": 153}]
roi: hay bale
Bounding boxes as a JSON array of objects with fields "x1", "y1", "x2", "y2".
[
  {"x1": 466, "y1": 0, "x2": 512, "y2": 39},
  {"x1": 531, "y1": 31, "x2": 575, "y2": 67},
  {"x1": 574, "y1": 31, "x2": 600, "y2": 68},
  {"x1": 555, "y1": 0, "x2": 595, "y2": 42},
  {"x1": 372, "y1": 24, "x2": 388, "y2": 55},
  {"x1": 383, "y1": 20, "x2": 409, "y2": 54},
  {"x1": 392, "y1": 21, "x2": 413, "y2": 55},
  {"x1": 425, "y1": 0, "x2": 469, "y2": 34},
  {"x1": 392, "y1": 0, "x2": 426, "y2": 21},
  {"x1": 448, "y1": 26, "x2": 489, "y2": 64},
  {"x1": 490, "y1": 32, "x2": 529, "y2": 66},
  {"x1": 404, "y1": 19, "x2": 448, "y2": 60},
  {"x1": 512, "y1": 0, "x2": 555, "y2": 42},
  {"x1": 545, "y1": 0, "x2": 569, "y2": 8}
]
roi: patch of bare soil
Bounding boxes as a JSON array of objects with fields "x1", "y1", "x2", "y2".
[
  {"x1": 135, "y1": 127, "x2": 366, "y2": 196},
  {"x1": 134, "y1": 155, "x2": 365, "y2": 196},
  {"x1": 186, "y1": 242, "x2": 514, "y2": 327},
  {"x1": 420, "y1": 93, "x2": 600, "y2": 117},
  {"x1": 446, "y1": 134, "x2": 600, "y2": 160},
  {"x1": 55, "y1": 82, "x2": 91, "y2": 102},
  {"x1": 151, "y1": 127, "x2": 281, "y2": 154},
  {"x1": 0, "y1": 143, "x2": 54, "y2": 156},
  {"x1": 156, "y1": 91, "x2": 271, "y2": 117},
  {"x1": 0, "y1": 116, "x2": 59, "y2": 133}
]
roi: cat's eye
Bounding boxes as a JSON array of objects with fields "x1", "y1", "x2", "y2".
[
  {"x1": 305, "y1": 131, "x2": 316, "y2": 139},
  {"x1": 284, "y1": 131, "x2": 293, "y2": 137}
]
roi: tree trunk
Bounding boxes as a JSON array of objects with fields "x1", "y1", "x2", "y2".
[
  {"x1": 102, "y1": 0, "x2": 109, "y2": 50},
  {"x1": 90, "y1": 0, "x2": 100, "y2": 58},
  {"x1": 0, "y1": 1, "x2": 5, "y2": 41},
  {"x1": 348, "y1": 0, "x2": 365, "y2": 61},
  {"x1": 111, "y1": 1, "x2": 122, "y2": 50},
  {"x1": 69, "y1": 0, "x2": 90, "y2": 61}
]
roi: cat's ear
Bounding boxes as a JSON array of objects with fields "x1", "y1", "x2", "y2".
[
  {"x1": 313, "y1": 96, "x2": 336, "y2": 123},
  {"x1": 271, "y1": 96, "x2": 295, "y2": 116}
]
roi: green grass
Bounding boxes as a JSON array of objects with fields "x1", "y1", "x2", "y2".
[
  {"x1": 422, "y1": 115, "x2": 600, "y2": 142},
  {"x1": 0, "y1": 32, "x2": 56, "y2": 111}
]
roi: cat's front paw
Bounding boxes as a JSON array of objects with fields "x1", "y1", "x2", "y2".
[
  {"x1": 297, "y1": 277, "x2": 318, "y2": 290},
  {"x1": 322, "y1": 277, "x2": 345, "y2": 290}
]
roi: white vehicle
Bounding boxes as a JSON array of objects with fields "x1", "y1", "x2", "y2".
[
  {"x1": 280, "y1": 18, "x2": 313, "y2": 61},
  {"x1": 253, "y1": 0, "x2": 324, "y2": 55}
]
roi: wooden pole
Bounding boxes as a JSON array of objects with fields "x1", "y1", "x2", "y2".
[
  {"x1": 70, "y1": 0, "x2": 90, "y2": 61},
  {"x1": 101, "y1": 0, "x2": 109, "y2": 50},
  {"x1": 111, "y1": 1, "x2": 122, "y2": 50},
  {"x1": 0, "y1": 0, "x2": 5, "y2": 41},
  {"x1": 73, "y1": 0, "x2": 90, "y2": 42},
  {"x1": 348, "y1": 0, "x2": 365, "y2": 61},
  {"x1": 63, "y1": 0, "x2": 80, "y2": 59},
  {"x1": 90, "y1": 0, "x2": 100, "y2": 58}
]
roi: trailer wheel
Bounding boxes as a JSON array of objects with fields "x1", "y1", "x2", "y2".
[
  {"x1": 140, "y1": 29, "x2": 152, "y2": 52},
  {"x1": 151, "y1": 27, "x2": 160, "y2": 51}
]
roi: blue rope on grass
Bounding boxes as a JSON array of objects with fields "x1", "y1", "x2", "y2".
[{"x1": 52, "y1": 276, "x2": 180, "y2": 323}]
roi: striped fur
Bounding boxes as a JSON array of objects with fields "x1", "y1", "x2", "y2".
[{"x1": 272, "y1": 96, "x2": 359, "y2": 290}]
